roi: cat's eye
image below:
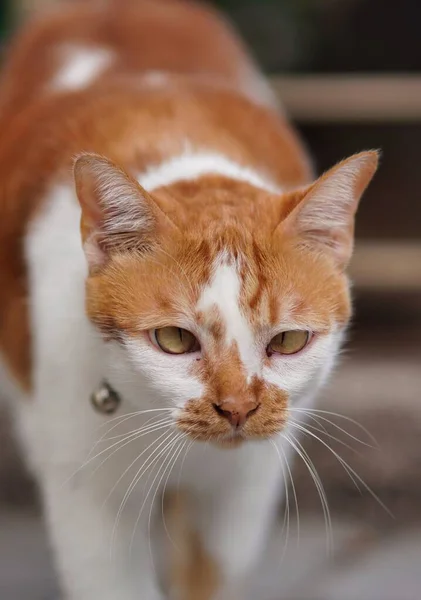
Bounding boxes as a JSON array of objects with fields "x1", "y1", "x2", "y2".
[
  {"x1": 268, "y1": 330, "x2": 310, "y2": 356},
  {"x1": 151, "y1": 327, "x2": 200, "y2": 354}
]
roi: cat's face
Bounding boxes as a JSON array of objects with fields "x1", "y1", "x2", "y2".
[{"x1": 75, "y1": 151, "x2": 378, "y2": 445}]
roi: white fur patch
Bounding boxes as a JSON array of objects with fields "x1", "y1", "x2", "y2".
[
  {"x1": 140, "y1": 70, "x2": 169, "y2": 88},
  {"x1": 50, "y1": 45, "x2": 114, "y2": 92},
  {"x1": 138, "y1": 152, "x2": 281, "y2": 194},
  {"x1": 263, "y1": 329, "x2": 343, "y2": 403},
  {"x1": 197, "y1": 253, "x2": 259, "y2": 381},
  {"x1": 122, "y1": 336, "x2": 204, "y2": 410},
  {"x1": 196, "y1": 254, "x2": 343, "y2": 401}
]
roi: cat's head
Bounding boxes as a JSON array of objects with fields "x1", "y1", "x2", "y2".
[{"x1": 74, "y1": 151, "x2": 378, "y2": 446}]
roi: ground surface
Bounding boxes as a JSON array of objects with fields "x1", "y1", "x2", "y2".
[{"x1": 1, "y1": 509, "x2": 421, "y2": 600}]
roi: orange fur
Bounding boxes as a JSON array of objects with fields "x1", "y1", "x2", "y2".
[
  {"x1": 0, "y1": 1, "x2": 312, "y2": 389},
  {"x1": 0, "y1": 1, "x2": 376, "y2": 395},
  {"x1": 86, "y1": 216, "x2": 352, "y2": 443},
  {"x1": 0, "y1": 2, "x2": 379, "y2": 598},
  {"x1": 164, "y1": 490, "x2": 219, "y2": 600}
]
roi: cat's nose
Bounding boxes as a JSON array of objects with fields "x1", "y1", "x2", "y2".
[{"x1": 213, "y1": 399, "x2": 259, "y2": 429}]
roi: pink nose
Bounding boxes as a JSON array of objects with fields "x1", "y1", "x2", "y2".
[{"x1": 213, "y1": 399, "x2": 259, "y2": 429}]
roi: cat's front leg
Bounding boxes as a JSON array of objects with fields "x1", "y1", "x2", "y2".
[
  {"x1": 205, "y1": 488, "x2": 280, "y2": 600},
  {"x1": 40, "y1": 475, "x2": 164, "y2": 600},
  {"x1": 197, "y1": 447, "x2": 285, "y2": 600}
]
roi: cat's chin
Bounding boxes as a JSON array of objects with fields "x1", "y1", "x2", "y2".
[
  {"x1": 203, "y1": 430, "x2": 276, "y2": 449},
  {"x1": 177, "y1": 421, "x2": 284, "y2": 447},
  {"x1": 214, "y1": 435, "x2": 245, "y2": 449}
]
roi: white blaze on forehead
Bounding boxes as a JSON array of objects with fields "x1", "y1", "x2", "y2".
[
  {"x1": 197, "y1": 253, "x2": 259, "y2": 379},
  {"x1": 50, "y1": 45, "x2": 114, "y2": 92}
]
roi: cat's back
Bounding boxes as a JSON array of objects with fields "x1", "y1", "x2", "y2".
[
  {"x1": 0, "y1": 0, "x2": 276, "y2": 120},
  {"x1": 0, "y1": 0, "x2": 311, "y2": 391}
]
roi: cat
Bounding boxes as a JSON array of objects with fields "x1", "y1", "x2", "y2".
[{"x1": 0, "y1": 1, "x2": 378, "y2": 599}]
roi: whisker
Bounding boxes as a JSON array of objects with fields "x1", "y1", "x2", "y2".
[
  {"x1": 97, "y1": 407, "x2": 174, "y2": 431},
  {"x1": 280, "y1": 441, "x2": 300, "y2": 548},
  {"x1": 86, "y1": 409, "x2": 173, "y2": 461},
  {"x1": 283, "y1": 432, "x2": 333, "y2": 555},
  {"x1": 148, "y1": 437, "x2": 188, "y2": 568},
  {"x1": 161, "y1": 436, "x2": 195, "y2": 555},
  {"x1": 160, "y1": 436, "x2": 199, "y2": 556},
  {"x1": 74, "y1": 419, "x2": 173, "y2": 478},
  {"x1": 291, "y1": 408, "x2": 376, "y2": 449},
  {"x1": 290, "y1": 421, "x2": 362, "y2": 492},
  {"x1": 60, "y1": 419, "x2": 173, "y2": 489},
  {"x1": 294, "y1": 411, "x2": 330, "y2": 436},
  {"x1": 90, "y1": 422, "x2": 175, "y2": 486},
  {"x1": 289, "y1": 418, "x2": 360, "y2": 456},
  {"x1": 95, "y1": 411, "x2": 171, "y2": 450},
  {"x1": 100, "y1": 428, "x2": 174, "y2": 510},
  {"x1": 98, "y1": 406, "x2": 174, "y2": 429},
  {"x1": 97, "y1": 416, "x2": 173, "y2": 443},
  {"x1": 270, "y1": 440, "x2": 291, "y2": 561},
  {"x1": 291, "y1": 407, "x2": 378, "y2": 447},
  {"x1": 289, "y1": 422, "x2": 393, "y2": 518},
  {"x1": 110, "y1": 431, "x2": 179, "y2": 560},
  {"x1": 128, "y1": 434, "x2": 185, "y2": 558}
]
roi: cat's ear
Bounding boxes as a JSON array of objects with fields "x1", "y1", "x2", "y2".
[
  {"x1": 278, "y1": 151, "x2": 379, "y2": 269},
  {"x1": 74, "y1": 153, "x2": 175, "y2": 271}
]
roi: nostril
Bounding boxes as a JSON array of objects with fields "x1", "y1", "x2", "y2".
[
  {"x1": 212, "y1": 403, "x2": 230, "y2": 419},
  {"x1": 213, "y1": 402, "x2": 260, "y2": 429},
  {"x1": 246, "y1": 404, "x2": 259, "y2": 418}
]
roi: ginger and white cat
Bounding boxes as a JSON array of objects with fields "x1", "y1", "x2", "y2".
[{"x1": 0, "y1": 1, "x2": 378, "y2": 599}]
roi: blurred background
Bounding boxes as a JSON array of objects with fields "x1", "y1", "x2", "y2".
[{"x1": 0, "y1": 1, "x2": 420, "y2": 599}]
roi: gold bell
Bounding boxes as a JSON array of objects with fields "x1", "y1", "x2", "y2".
[{"x1": 90, "y1": 381, "x2": 121, "y2": 415}]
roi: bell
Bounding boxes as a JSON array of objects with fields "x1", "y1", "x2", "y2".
[{"x1": 90, "y1": 381, "x2": 121, "y2": 415}]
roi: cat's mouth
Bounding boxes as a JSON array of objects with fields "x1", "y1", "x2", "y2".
[
  {"x1": 216, "y1": 430, "x2": 246, "y2": 449},
  {"x1": 176, "y1": 417, "x2": 285, "y2": 448},
  {"x1": 176, "y1": 396, "x2": 287, "y2": 445}
]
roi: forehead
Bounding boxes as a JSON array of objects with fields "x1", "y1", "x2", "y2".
[
  {"x1": 196, "y1": 250, "x2": 274, "y2": 335},
  {"x1": 195, "y1": 247, "x2": 347, "y2": 335},
  {"x1": 87, "y1": 234, "x2": 350, "y2": 336}
]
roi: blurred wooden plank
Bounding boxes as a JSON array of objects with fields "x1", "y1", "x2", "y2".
[
  {"x1": 351, "y1": 242, "x2": 421, "y2": 290},
  {"x1": 272, "y1": 75, "x2": 421, "y2": 122}
]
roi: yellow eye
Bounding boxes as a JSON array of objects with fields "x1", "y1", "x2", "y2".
[
  {"x1": 268, "y1": 330, "x2": 310, "y2": 355},
  {"x1": 152, "y1": 327, "x2": 200, "y2": 354}
]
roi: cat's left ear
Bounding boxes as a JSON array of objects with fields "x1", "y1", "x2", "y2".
[
  {"x1": 278, "y1": 151, "x2": 379, "y2": 269},
  {"x1": 74, "y1": 153, "x2": 176, "y2": 272}
]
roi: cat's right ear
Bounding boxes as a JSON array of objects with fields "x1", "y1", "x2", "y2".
[
  {"x1": 74, "y1": 153, "x2": 175, "y2": 272},
  {"x1": 276, "y1": 151, "x2": 379, "y2": 270}
]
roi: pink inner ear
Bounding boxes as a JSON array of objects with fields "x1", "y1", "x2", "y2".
[
  {"x1": 81, "y1": 193, "x2": 104, "y2": 228},
  {"x1": 74, "y1": 155, "x2": 121, "y2": 271},
  {"x1": 74, "y1": 153, "x2": 172, "y2": 271},
  {"x1": 278, "y1": 151, "x2": 379, "y2": 269},
  {"x1": 83, "y1": 234, "x2": 108, "y2": 271}
]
